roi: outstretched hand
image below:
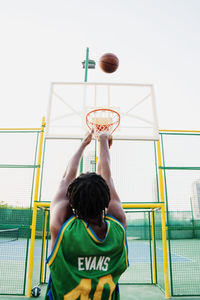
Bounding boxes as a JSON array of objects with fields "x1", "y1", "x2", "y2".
[
  {"x1": 98, "y1": 132, "x2": 113, "y2": 148},
  {"x1": 82, "y1": 129, "x2": 94, "y2": 147}
]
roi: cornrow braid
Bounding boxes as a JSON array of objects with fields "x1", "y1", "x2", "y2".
[{"x1": 67, "y1": 173, "x2": 110, "y2": 226}]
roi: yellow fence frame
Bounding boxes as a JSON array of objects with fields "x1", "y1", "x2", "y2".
[
  {"x1": 40, "y1": 209, "x2": 48, "y2": 284},
  {"x1": 123, "y1": 203, "x2": 170, "y2": 298},
  {"x1": 26, "y1": 126, "x2": 170, "y2": 298},
  {"x1": 26, "y1": 117, "x2": 46, "y2": 297}
]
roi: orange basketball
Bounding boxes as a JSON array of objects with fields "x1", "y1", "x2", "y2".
[{"x1": 99, "y1": 53, "x2": 119, "y2": 73}]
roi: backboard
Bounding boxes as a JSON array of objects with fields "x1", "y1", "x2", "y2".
[{"x1": 46, "y1": 82, "x2": 159, "y2": 141}]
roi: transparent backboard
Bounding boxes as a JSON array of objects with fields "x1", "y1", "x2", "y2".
[{"x1": 46, "y1": 82, "x2": 159, "y2": 141}]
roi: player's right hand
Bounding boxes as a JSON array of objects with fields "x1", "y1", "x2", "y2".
[{"x1": 82, "y1": 129, "x2": 94, "y2": 147}]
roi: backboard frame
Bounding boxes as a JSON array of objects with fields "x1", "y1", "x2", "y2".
[{"x1": 46, "y1": 82, "x2": 159, "y2": 141}]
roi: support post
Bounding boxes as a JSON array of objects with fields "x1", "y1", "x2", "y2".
[
  {"x1": 156, "y1": 140, "x2": 165, "y2": 202},
  {"x1": 161, "y1": 204, "x2": 170, "y2": 298},
  {"x1": 151, "y1": 210, "x2": 157, "y2": 284},
  {"x1": 27, "y1": 117, "x2": 46, "y2": 297},
  {"x1": 40, "y1": 209, "x2": 48, "y2": 284},
  {"x1": 80, "y1": 47, "x2": 89, "y2": 173}
]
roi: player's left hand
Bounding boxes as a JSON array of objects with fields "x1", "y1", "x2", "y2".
[{"x1": 98, "y1": 132, "x2": 113, "y2": 148}]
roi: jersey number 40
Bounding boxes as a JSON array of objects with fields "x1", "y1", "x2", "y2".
[{"x1": 64, "y1": 274, "x2": 115, "y2": 300}]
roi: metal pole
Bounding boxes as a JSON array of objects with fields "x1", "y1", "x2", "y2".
[
  {"x1": 84, "y1": 47, "x2": 89, "y2": 82},
  {"x1": 161, "y1": 204, "x2": 170, "y2": 298},
  {"x1": 148, "y1": 211, "x2": 153, "y2": 284},
  {"x1": 27, "y1": 117, "x2": 46, "y2": 297},
  {"x1": 80, "y1": 48, "x2": 89, "y2": 173},
  {"x1": 40, "y1": 209, "x2": 48, "y2": 284},
  {"x1": 151, "y1": 210, "x2": 157, "y2": 284}
]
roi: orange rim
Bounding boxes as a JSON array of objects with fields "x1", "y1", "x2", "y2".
[{"x1": 86, "y1": 108, "x2": 120, "y2": 134}]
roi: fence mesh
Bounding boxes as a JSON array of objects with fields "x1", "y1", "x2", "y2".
[
  {"x1": 154, "y1": 210, "x2": 165, "y2": 292},
  {"x1": 120, "y1": 210, "x2": 154, "y2": 284},
  {"x1": 167, "y1": 212, "x2": 200, "y2": 296},
  {"x1": 160, "y1": 132, "x2": 200, "y2": 296},
  {"x1": 2, "y1": 207, "x2": 200, "y2": 296},
  {"x1": 0, "y1": 209, "x2": 31, "y2": 295},
  {"x1": 32, "y1": 208, "x2": 50, "y2": 287}
]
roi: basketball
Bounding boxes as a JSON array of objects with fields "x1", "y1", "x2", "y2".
[
  {"x1": 99, "y1": 53, "x2": 119, "y2": 73},
  {"x1": 31, "y1": 286, "x2": 41, "y2": 297}
]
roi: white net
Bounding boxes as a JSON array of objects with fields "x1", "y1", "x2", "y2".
[{"x1": 86, "y1": 109, "x2": 120, "y2": 137}]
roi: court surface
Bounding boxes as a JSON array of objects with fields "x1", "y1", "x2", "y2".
[
  {"x1": 1, "y1": 238, "x2": 200, "y2": 298},
  {"x1": 0, "y1": 285, "x2": 200, "y2": 300}
]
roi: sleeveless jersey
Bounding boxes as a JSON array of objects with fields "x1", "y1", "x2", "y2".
[{"x1": 45, "y1": 214, "x2": 129, "y2": 300}]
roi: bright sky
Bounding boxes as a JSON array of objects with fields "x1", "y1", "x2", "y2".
[
  {"x1": 0, "y1": 0, "x2": 200, "y2": 210},
  {"x1": 1, "y1": 0, "x2": 200, "y2": 129}
]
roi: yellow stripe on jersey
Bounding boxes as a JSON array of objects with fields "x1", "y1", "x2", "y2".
[
  {"x1": 81, "y1": 220, "x2": 111, "y2": 243},
  {"x1": 105, "y1": 215, "x2": 129, "y2": 268},
  {"x1": 123, "y1": 239, "x2": 129, "y2": 268},
  {"x1": 105, "y1": 215, "x2": 125, "y2": 230},
  {"x1": 48, "y1": 216, "x2": 76, "y2": 266}
]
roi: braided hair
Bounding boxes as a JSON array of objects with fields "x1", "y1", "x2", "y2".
[{"x1": 67, "y1": 173, "x2": 110, "y2": 226}]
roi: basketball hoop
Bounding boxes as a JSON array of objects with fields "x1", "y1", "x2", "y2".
[{"x1": 86, "y1": 108, "x2": 120, "y2": 137}]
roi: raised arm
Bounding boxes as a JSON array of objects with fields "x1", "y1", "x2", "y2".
[
  {"x1": 98, "y1": 134, "x2": 127, "y2": 228},
  {"x1": 50, "y1": 131, "x2": 93, "y2": 248}
]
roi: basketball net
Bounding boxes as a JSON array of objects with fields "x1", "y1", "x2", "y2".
[{"x1": 86, "y1": 109, "x2": 120, "y2": 138}]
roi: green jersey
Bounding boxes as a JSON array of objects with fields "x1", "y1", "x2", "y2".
[{"x1": 45, "y1": 214, "x2": 129, "y2": 300}]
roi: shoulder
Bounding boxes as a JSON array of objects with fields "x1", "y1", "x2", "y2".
[
  {"x1": 107, "y1": 201, "x2": 127, "y2": 229},
  {"x1": 105, "y1": 214, "x2": 126, "y2": 233},
  {"x1": 50, "y1": 200, "x2": 73, "y2": 235},
  {"x1": 105, "y1": 215, "x2": 128, "y2": 257},
  {"x1": 47, "y1": 215, "x2": 77, "y2": 266},
  {"x1": 50, "y1": 211, "x2": 76, "y2": 250}
]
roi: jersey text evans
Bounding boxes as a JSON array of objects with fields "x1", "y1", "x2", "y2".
[{"x1": 78, "y1": 256, "x2": 110, "y2": 271}]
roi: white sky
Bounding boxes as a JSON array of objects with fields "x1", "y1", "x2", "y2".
[
  {"x1": 0, "y1": 0, "x2": 200, "y2": 210},
  {"x1": 0, "y1": 0, "x2": 200, "y2": 129}
]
